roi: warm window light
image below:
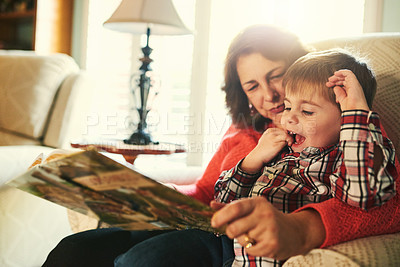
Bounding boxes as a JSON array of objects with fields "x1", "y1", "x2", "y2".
[{"x1": 35, "y1": 0, "x2": 58, "y2": 53}]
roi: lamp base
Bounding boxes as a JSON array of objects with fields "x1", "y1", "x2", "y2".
[{"x1": 124, "y1": 129, "x2": 158, "y2": 145}]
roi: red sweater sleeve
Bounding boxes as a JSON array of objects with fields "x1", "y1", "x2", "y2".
[
  {"x1": 297, "y1": 161, "x2": 400, "y2": 248},
  {"x1": 175, "y1": 125, "x2": 261, "y2": 205},
  {"x1": 296, "y1": 126, "x2": 400, "y2": 248}
]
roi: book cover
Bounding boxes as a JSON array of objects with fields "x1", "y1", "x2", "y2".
[{"x1": 7, "y1": 149, "x2": 223, "y2": 234}]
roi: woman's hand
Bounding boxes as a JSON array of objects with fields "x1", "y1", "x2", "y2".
[
  {"x1": 326, "y1": 69, "x2": 370, "y2": 111},
  {"x1": 210, "y1": 197, "x2": 326, "y2": 260},
  {"x1": 241, "y1": 128, "x2": 292, "y2": 173}
]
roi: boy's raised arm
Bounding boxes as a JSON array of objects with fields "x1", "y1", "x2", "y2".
[{"x1": 327, "y1": 69, "x2": 397, "y2": 210}]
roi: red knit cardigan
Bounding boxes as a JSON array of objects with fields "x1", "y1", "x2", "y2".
[{"x1": 176, "y1": 124, "x2": 400, "y2": 248}]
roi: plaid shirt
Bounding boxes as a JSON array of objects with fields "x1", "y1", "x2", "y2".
[{"x1": 215, "y1": 110, "x2": 397, "y2": 267}]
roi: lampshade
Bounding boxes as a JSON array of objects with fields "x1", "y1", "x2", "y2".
[{"x1": 103, "y1": 0, "x2": 191, "y2": 35}]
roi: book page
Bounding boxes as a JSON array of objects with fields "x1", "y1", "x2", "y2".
[{"x1": 8, "y1": 149, "x2": 224, "y2": 234}]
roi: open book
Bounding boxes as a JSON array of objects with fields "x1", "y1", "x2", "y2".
[{"x1": 7, "y1": 149, "x2": 223, "y2": 234}]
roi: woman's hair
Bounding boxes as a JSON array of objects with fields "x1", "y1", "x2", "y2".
[
  {"x1": 222, "y1": 24, "x2": 309, "y2": 130},
  {"x1": 283, "y1": 49, "x2": 376, "y2": 109}
]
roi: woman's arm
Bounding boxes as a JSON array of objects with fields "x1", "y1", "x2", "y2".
[
  {"x1": 292, "y1": 125, "x2": 400, "y2": 249},
  {"x1": 211, "y1": 158, "x2": 400, "y2": 259},
  {"x1": 211, "y1": 180, "x2": 400, "y2": 259},
  {"x1": 297, "y1": 172, "x2": 400, "y2": 247}
]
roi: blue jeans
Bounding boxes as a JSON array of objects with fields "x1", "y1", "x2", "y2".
[
  {"x1": 42, "y1": 228, "x2": 234, "y2": 267},
  {"x1": 114, "y1": 229, "x2": 234, "y2": 267}
]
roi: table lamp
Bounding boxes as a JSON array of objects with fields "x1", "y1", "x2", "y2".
[{"x1": 104, "y1": 0, "x2": 191, "y2": 145}]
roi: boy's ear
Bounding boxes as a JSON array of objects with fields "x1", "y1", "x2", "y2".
[{"x1": 336, "y1": 102, "x2": 342, "y2": 111}]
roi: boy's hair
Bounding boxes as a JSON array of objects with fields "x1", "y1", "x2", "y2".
[{"x1": 283, "y1": 49, "x2": 377, "y2": 109}]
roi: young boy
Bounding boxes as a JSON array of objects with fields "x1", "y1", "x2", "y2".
[{"x1": 214, "y1": 49, "x2": 397, "y2": 266}]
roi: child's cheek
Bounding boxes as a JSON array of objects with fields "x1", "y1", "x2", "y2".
[{"x1": 305, "y1": 120, "x2": 317, "y2": 135}]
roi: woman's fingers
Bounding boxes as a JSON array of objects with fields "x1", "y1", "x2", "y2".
[
  {"x1": 214, "y1": 197, "x2": 326, "y2": 261},
  {"x1": 212, "y1": 197, "x2": 270, "y2": 239},
  {"x1": 224, "y1": 207, "x2": 259, "y2": 239},
  {"x1": 221, "y1": 197, "x2": 285, "y2": 259},
  {"x1": 238, "y1": 233, "x2": 279, "y2": 259},
  {"x1": 211, "y1": 197, "x2": 254, "y2": 229},
  {"x1": 245, "y1": 235, "x2": 279, "y2": 259},
  {"x1": 212, "y1": 197, "x2": 277, "y2": 241},
  {"x1": 237, "y1": 233, "x2": 257, "y2": 249},
  {"x1": 242, "y1": 217, "x2": 279, "y2": 258},
  {"x1": 210, "y1": 200, "x2": 226, "y2": 211}
]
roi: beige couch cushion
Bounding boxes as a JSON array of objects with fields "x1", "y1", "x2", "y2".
[
  {"x1": 43, "y1": 72, "x2": 90, "y2": 148},
  {"x1": 0, "y1": 130, "x2": 41, "y2": 146},
  {"x1": 0, "y1": 52, "x2": 79, "y2": 143},
  {"x1": 311, "y1": 33, "x2": 400, "y2": 159},
  {"x1": 284, "y1": 232, "x2": 400, "y2": 266},
  {"x1": 0, "y1": 184, "x2": 72, "y2": 267},
  {"x1": 0, "y1": 145, "x2": 54, "y2": 184}
]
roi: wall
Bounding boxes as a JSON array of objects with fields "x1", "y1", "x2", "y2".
[
  {"x1": 71, "y1": 0, "x2": 88, "y2": 68},
  {"x1": 382, "y1": 0, "x2": 400, "y2": 32}
]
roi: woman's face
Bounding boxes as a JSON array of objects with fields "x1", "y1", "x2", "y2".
[{"x1": 237, "y1": 53, "x2": 286, "y2": 127}]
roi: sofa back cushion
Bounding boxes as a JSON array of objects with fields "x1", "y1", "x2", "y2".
[
  {"x1": 311, "y1": 33, "x2": 400, "y2": 160},
  {"x1": 0, "y1": 51, "x2": 79, "y2": 144}
]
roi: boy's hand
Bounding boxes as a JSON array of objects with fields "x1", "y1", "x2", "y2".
[
  {"x1": 326, "y1": 69, "x2": 370, "y2": 111},
  {"x1": 241, "y1": 128, "x2": 293, "y2": 173}
]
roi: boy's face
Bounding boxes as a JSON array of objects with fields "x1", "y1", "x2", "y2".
[{"x1": 281, "y1": 92, "x2": 342, "y2": 153}]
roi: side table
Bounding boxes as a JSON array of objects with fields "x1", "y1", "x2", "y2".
[{"x1": 70, "y1": 139, "x2": 186, "y2": 164}]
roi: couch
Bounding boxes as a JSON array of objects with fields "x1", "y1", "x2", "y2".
[
  {"x1": 0, "y1": 50, "x2": 90, "y2": 267},
  {"x1": 1, "y1": 32, "x2": 400, "y2": 266}
]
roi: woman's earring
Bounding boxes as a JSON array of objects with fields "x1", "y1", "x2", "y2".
[{"x1": 249, "y1": 103, "x2": 256, "y2": 116}]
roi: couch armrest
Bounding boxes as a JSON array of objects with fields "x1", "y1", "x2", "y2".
[{"x1": 44, "y1": 71, "x2": 92, "y2": 148}]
